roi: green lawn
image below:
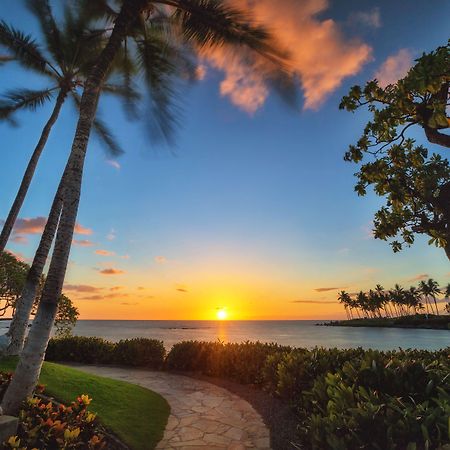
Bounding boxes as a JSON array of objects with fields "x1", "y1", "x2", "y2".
[{"x1": 0, "y1": 357, "x2": 169, "y2": 450}]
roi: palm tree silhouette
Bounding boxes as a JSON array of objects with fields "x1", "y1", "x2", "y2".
[{"x1": 1, "y1": 0, "x2": 295, "y2": 415}]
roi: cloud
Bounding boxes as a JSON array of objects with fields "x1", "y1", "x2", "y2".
[
  {"x1": 375, "y1": 49, "x2": 413, "y2": 87},
  {"x1": 64, "y1": 284, "x2": 102, "y2": 293},
  {"x1": 121, "y1": 302, "x2": 139, "y2": 306},
  {"x1": 107, "y1": 160, "x2": 121, "y2": 170},
  {"x1": 95, "y1": 249, "x2": 115, "y2": 256},
  {"x1": 12, "y1": 235, "x2": 28, "y2": 244},
  {"x1": 73, "y1": 239, "x2": 94, "y2": 247},
  {"x1": 81, "y1": 295, "x2": 104, "y2": 301},
  {"x1": 137, "y1": 286, "x2": 145, "y2": 290},
  {"x1": 348, "y1": 8, "x2": 381, "y2": 29},
  {"x1": 154, "y1": 255, "x2": 167, "y2": 264},
  {"x1": 200, "y1": 0, "x2": 372, "y2": 111},
  {"x1": 110, "y1": 286, "x2": 124, "y2": 291},
  {"x1": 176, "y1": 284, "x2": 188, "y2": 293},
  {"x1": 106, "y1": 229, "x2": 116, "y2": 241},
  {"x1": 99, "y1": 268, "x2": 125, "y2": 275},
  {"x1": 314, "y1": 286, "x2": 346, "y2": 292},
  {"x1": 120, "y1": 254, "x2": 130, "y2": 259},
  {"x1": 195, "y1": 64, "x2": 207, "y2": 80},
  {"x1": 292, "y1": 299, "x2": 337, "y2": 304},
  {"x1": 8, "y1": 217, "x2": 92, "y2": 237},
  {"x1": 408, "y1": 273, "x2": 429, "y2": 282}
]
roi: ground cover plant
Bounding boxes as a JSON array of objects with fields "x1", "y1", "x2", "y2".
[{"x1": 0, "y1": 357, "x2": 169, "y2": 450}]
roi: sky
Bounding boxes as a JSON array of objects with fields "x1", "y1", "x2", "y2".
[{"x1": 0, "y1": 0, "x2": 449, "y2": 320}]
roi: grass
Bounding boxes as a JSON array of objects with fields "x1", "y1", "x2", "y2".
[{"x1": 0, "y1": 357, "x2": 170, "y2": 450}]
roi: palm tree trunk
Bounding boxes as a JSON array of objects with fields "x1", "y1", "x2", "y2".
[
  {"x1": 1, "y1": 0, "x2": 148, "y2": 416},
  {"x1": 432, "y1": 296, "x2": 439, "y2": 315},
  {"x1": 5, "y1": 172, "x2": 66, "y2": 355},
  {"x1": 0, "y1": 89, "x2": 68, "y2": 252}
]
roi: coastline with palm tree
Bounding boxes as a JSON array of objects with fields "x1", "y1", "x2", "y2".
[{"x1": 328, "y1": 278, "x2": 450, "y2": 329}]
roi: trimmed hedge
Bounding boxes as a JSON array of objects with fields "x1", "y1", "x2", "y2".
[{"x1": 46, "y1": 336, "x2": 165, "y2": 369}]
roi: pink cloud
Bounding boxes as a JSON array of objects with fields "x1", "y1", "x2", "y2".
[
  {"x1": 110, "y1": 286, "x2": 124, "y2": 291},
  {"x1": 95, "y1": 249, "x2": 115, "y2": 256},
  {"x1": 408, "y1": 273, "x2": 429, "y2": 282},
  {"x1": 154, "y1": 255, "x2": 167, "y2": 264},
  {"x1": 73, "y1": 239, "x2": 94, "y2": 247},
  {"x1": 64, "y1": 284, "x2": 102, "y2": 293},
  {"x1": 375, "y1": 49, "x2": 413, "y2": 87},
  {"x1": 99, "y1": 268, "x2": 125, "y2": 275},
  {"x1": 200, "y1": 0, "x2": 372, "y2": 111},
  {"x1": 12, "y1": 235, "x2": 28, "y2": 244},
  {"x1": 10, "y1": 217, "x2": 92, "y2": 237},
  {"x1": 107, "y1": 160, "x2": 121, "y2": 170}
]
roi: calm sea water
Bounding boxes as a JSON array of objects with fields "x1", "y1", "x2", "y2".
[{"x1": 67, "y1": 320, "x2": 449, "y2": 351}]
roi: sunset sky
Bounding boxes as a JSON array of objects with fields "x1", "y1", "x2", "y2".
[{"x1": 1, "y1": 0, "x2": 449, "y2": 320}]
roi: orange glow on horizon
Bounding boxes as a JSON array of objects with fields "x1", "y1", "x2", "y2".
[{"x1": 216, "y1": 309, "x2": 227, "y2": 320}]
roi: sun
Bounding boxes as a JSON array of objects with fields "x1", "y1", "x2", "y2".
[{"x1": 216, "y1": 308, "x2": 227, "y2": 320}]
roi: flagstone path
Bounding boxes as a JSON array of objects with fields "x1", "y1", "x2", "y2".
[{"x1": 70, "y1": 365, "x2": 271, "y2": 450}]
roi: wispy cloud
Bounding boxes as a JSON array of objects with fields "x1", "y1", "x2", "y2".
[
  {"x1": 375, "y1": 49, "x2": 413, "y2": 87},
  {"x1": 107, "y1": 160, "x2": 121, "y2": 170},
  {"x1": 154, "y1": 255, "x2": 167, "y2": 264},
  {"x1": 408, "y1": 273, "x2": 429, "y2": 282},
  {"x1": 73, "y1": 239, "x2": 94, "y2": 247},
  {"x1": 95, "y1": 249, "x2": 115, "y2": 256},
  {"x1": 110, "y1": 286, "x2": 124, "y2": 291},
  {"x1": 106, "y1": 229, "x2": 116, "y2": 241},
  {"x1": 64, "y1": 284, "x2": 102, "y2": 293},
  {"x1": 348, "y1": 8, "x2": 381, "y2": 29},
  {"x1": 12, "y1": 235, "x2": 28, "y2": 244},
  {"x1": 176, "y1": 284, "x2": 188, "y2": 293},
  {"x1": 99, "y1": 268, "x2": 125, "y2": 275},
  {"x1": 292, "y1": 299, "x2": 337, "y2": 304},
  {"x1": 314, "y1": 287, "x2": 346, "y2": 292}
]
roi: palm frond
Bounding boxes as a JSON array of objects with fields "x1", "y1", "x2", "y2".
[
  {"x1": 25, "y1": 0, "x2": 65, "y2": 70},
  {"x1": 169, "y1": 0, "x2": 282, "y2": 59},
  {"x1": 0, "y1": 88, "x2": 55, "y2": 119},
  {"x1": 0, "y1": 55, "x2": 14, "y2": 64},
  {"x1": 0, "y1": 21, "x2": 48, "y2": 73},
  {"x1": 75, "y1": 0, "x2": 118, "y2": 23},
  {"x1": 102, "y1": 81, "x2": 141, "y2": 119},
  {"x1": 71, "y1": 92, "x2": 124, "y2": 157}
]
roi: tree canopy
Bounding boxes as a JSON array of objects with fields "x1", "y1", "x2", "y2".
[
  {"x1": 0, "y1": 251, "x2": 78, "y2": 336},
  {"x1": 340, "y1": 41, "x2": 450, "y2": 260}
]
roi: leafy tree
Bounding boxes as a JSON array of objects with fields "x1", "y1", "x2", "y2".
[
  {"x1": 2, "y1": 0, "x2": 295, "y2": 415},
  {"x1": 0, "y1": 251, "x2": 78, "y2": 337},
  {"x1": 340, "y1": 41, "x2": 450, "y2": 260}
]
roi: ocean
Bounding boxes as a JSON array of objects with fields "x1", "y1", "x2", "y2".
[{"x1": 66, "y1": 320, "x2": 449, "y2": 351}]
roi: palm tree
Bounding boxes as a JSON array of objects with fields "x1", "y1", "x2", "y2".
[
  {"x1": 338, "y1": 290, "x2": 352, "y2": 319},
  {"x1": 1, "y1": 0, "x2": 294, "y2": 415},
  {"x1": 426, "y1": 278, "x2": 441, "y2": 315},
  {"x1": 0, "y1": 3, "x2": 127, "y2": 253},
  {"x1": 0, "y1": 2, "x2": 136, "y2": 356}
]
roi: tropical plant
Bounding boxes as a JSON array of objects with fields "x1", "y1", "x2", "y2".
[
  {"x1": 1, "y1": 0, "x2": 295, "y2": 415},
  {"x1": 340, "y1": 41, "x2": 450, "y2": 259},
  {"x1": 0, "y1": 251, "x2": 78, "y2": 339},
  {"x1": 0, "y1": 1, "x2": 138, "y2": 355}
]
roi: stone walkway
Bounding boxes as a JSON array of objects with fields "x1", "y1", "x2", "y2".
[{"x1": 69, "y1": 365, "x2": 271, "y2": 450}]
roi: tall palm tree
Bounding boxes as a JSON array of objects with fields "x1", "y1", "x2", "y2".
[
  {"x1": 0, "y1": 2, "x2": 136, "y2": 355},
  {"x1": 426, "y1": 278, "x2": 441, "y2": 315},
  {"x1": 338, "y1": 290, "x2": 352, "y2": 319},
  {"x1": 1, "y1": 0, "x2": 294, "y2": 415},
  {"x1": 419, "y1": 279, "x2": 440, "y2": 315}
]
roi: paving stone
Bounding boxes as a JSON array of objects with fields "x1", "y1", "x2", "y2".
[{"x1": 65, "y1": 364, "x2": 272, "y2": 449}]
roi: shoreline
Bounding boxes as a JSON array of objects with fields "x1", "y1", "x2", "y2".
[{"x1": 319, "y1": 314, "x2": 450, "y2": 330}]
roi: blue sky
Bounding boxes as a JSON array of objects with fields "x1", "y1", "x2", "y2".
[{"x1": 0, "y1": 0, "x2": 449, "y2": 319}]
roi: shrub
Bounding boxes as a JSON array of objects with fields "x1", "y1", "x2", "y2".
[
  {"x1": 1, "y1": 393, "x2": 106, "y2": 450},
  {"x1": 112, "y1": 338, "x2": 165, "y2": 369},
  {"x1": 165, "y1": 340, "x2": 289, "y2": 384},
  {"x1": 46, "y1": 336, "x2": 165, "y2": 369},
  {"x1": 46, "y1": 336, "x2": 114, "y2": 364}
]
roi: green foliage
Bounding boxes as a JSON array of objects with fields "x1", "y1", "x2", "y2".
[
  {"x1": 340, "y1": 41, "x2": 450, "y2": 257},
  {"x1": 302, "y1": 350, "x2": 450, "y2": 450},
  {"x1": 166, "y1": 340, "x2": 289, "y2": 384},
  {"x1": 2, "y1": 392, "x2": 106, "y2": 449},
  {"x1": 0, "y1": 251, "x2": 79, "y2": 335},
  {"x1": 0, "y1": 359, "x2": 170, "y2": 450},
  {"x1": 165, "y1": 341, "x2": 450, "y2": 449},
  {"x1": 46, "y1": 336, "x2": 166, "y2": 369}
]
